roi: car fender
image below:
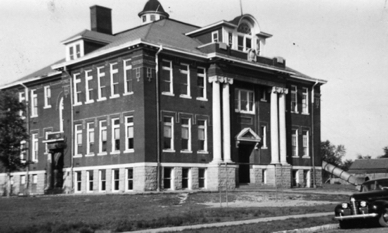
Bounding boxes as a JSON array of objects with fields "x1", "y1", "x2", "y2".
[{"x1": 370, "y1": 200, "x2": 388, "y2": 212}]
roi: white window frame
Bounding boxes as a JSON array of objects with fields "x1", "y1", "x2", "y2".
[
  {"x1": 292, "y1": 129, "x2": 298, "y2": 157},
  {"x1": 111, "y1": 118, "x2": 120, "y2": 154},
  {"x1": 110, "y1": 62, "x2": 120, "y2": 98},
  {"x1": 212, "y1": 31, "x2": 219, "y2": 43},
  {"x1": 44, "y1": 131, "x2": 52, "y2": 154},
  {"x1": 161, "y1": 60, "x2": 173, "y2": 95},
  {"x1": 87, "y1": 170, "x2": 94, "y2": 192},
  {"x1": 85, "y1": 70, "x2": 94, "y2": 104},
  {"x1": 99, "y1": 170, "x2": 106, "y2": 192},
  {"x1": 302, "y1": 87, "x2": 309, "y2": 114},
  {"x1": 125, "y1": 168, "x2": 134, "y2": 191},
  {"x1": 163, "y1": 116, "x2": 174, "y2": 152},
  {"x1": 125, "y1": 116, "x2": 134, "y2": 152},
  {"x1": 73, "y1": 73, "x2": 82, "y2": 106},
  {"x1": 260, "y1": 125, "x2": 267, "y2": 149},
  {"x1": 43, "y1": 86, "x2": 51, "y2": 109},
  {"x1": 75, "y1": 171, "x2": 82, "y2": 193},
  {"x1": 163, "y1": 167, "x2": 174, "y2": 190},
  {"x1": 180, "y1": 118, "x2": 192, "y2": 153},
  {"x1": 97, "y1": 66, "x2": 107, "y2": 101},
  {"x1": 86, "y1": 122, "x2": 95, "y2": 156},
  {"x1": 182, "y1": 168, "x2": 191, "y2": 190},
  {"x1": 99, "y1": 120, "x2": 107, "y2": 155},
  {"x1": 302, "y1": 130, "x2": 310, "y2": 157},
  {"x1": 197, "y1": 119, "x2": 208, "y2": 153},
  {"x1": 291, "y1": 85, "x2": 298, "y2": 113},
  {"x1": 112, "y1": 169, "x2": 120, "y2": 192},
  {"x1": 32, "y1": 133, "x2": 38, "y2": 162},
  {"x1": 237, "y1": 34, "x2": 253, "y2": 52},
  {"x1": 31, "y1": 89, "x2": 38, "y2": 117},
  {"x1": 67, "y1": 41, "x2": 84, "y2": 61},
  {"x1": 74, "y1": 124, "x2": 83, "y2": 157},
  {"x1": 198, "y1": 168, "x2": 206, "y2": 189},
  {"x1": 196, "y1": 67, "x2": 207, "y2": 101},
  {"x1": 235, "y1": 89, "x2": 255, "y2": 114},
  {"x1": 123, "y1": 59, "x2": 133, "y2": 95},
  {"x1": 19, "y1": 91, "x2": 26, "y2": 118},
  {"x1": 20, "y1": 140, "x2": 26, "y2": 162}
]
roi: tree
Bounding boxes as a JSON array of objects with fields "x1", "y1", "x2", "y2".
[
  {"x1": 340, "y1": 159, "x2": 353, "y2": 172},
  {"x1": 378, "y1": 146, "x2": 388, "y2": 158},
  {"x1": 321, "y1": 140, "x2": 346, "y2": 167},
  {"x1": 357, "y1": 154, "x2": 372, "y2": 160},
  {"x1": 0, "y1": 90, "x2": 29, "y2": 197}
]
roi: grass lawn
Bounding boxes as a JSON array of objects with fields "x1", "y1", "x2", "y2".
[{"x1": 0, "y1": 190, "x2": 348, "y2": 233}]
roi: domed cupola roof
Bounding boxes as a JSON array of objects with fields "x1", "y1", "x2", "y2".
[{"x1": 138, "y1": 0, "x2": 169, "y2": 19}]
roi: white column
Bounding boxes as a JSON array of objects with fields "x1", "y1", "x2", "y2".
[
  {"x1": 222, "y1": 78, "x2": 233, "y2": 163},
  {"x1": 270, "y1": 88, "x2": 279, "y2": 164},
  {"x1": 209, "y1": 76, "x2": 222, "y2": 164},
  {"x1": 279, "y1": 93, "x2": 287, "y2": 164}
]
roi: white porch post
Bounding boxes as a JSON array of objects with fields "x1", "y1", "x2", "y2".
[
  {"x1": 209, "y1": 76, "x2": 222, "y2": 164},
  {"x1": 279, "y1": 92, "x2": 288, "y2": 164},
  {"x1": 270, "y1": 88, "x2": 279, "y2": 164},
  {"x1": 222, "y1": 78, "x2": 233, "y2": 163}
]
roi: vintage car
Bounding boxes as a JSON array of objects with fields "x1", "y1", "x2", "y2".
[{"x1": 334, "y1": 178, "x2": 388, "y2": 228}]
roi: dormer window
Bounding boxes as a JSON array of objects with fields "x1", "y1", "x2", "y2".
[
  {"x1": 66, "y1": 41, "x2": 84, "y2": 61},
  {"x1": 212, "y1": 31, "x2": 219, "y2": 43},
  {"x1": 142, "y1": 15, "x2": 147, "y2": 22}
]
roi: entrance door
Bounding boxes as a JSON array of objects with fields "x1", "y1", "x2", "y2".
[{"x1": 239, "y1": 145, "x2": 253, "y2": 183}]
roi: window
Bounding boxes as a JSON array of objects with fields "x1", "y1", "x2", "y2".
[
  {"x1": 85, "y1": 70, "x2": 94, "y2": 103},
  {"x1": 19, "y1": 92, "x2": 26, "y2": 117},
  {"x1": 123, "y1": 59, "x2": 133, "y2": 94},
  {"x1": 125, "y1": 116, "x2": 134, "y2": 151},
  {"x1": 196, "y1": 68, "x2": 206, "y2": 100},
  {"x1": 291, "y1": 85, "x2": 298, "y2": 113},
  {"x1": 262, "y1": 169, "x2": 267, "y2": 184},
  {"x1": 86, "y1": 122, "x2": 95, "y2": 155},
  {"x1": 302, "y1": 130, "x2": 309, "y2": 157},
  {"x1": 163, "y1": 167, "x2": 173, "y2": 190},
  {"x1": 179, "y1": 64, "x2": 190, "y2": 97},
  {"x1": 292, "y1": 170, "x2": 299, "y2": 187},
  {"x1": 44, "y1": 131, "x2": 52, "y2": 154},
  {"x1": 197, "y1": 120, "x2": 207, "y2": 152},
  {"x1": 142, "y1": 15, "x2": 146, "y2": 22},
  {"x1": 21, "y1": 175, "x2": 26, "y2": 185},
  {"x1": 44, "y1": 86, "x2": 51, "y2": 108},
  {"x1": 126, "y1": 168, "x2": 133, "y2": 191},
  {"x1": 32, "y1": 174, "x2": 38, "y2": 184},
  {"x1": 260, "y1": 125, "x2": 267, "y2": 149},
  {"x1": 112, "y1": 118, "x2": 120, "y2": 153},
  {"x1": 292, "y1": 129, "x2": 298, "y2": 157},
  {"x1": 32, "y1": 133, "x2": 38, "y2": 162},
  {"x1": 181, "y1": 118, "x2": 191, "y2": 152},
  {"x1": 212, "y1": 31, "x2": 219, "y2": 43},
  {"x1": 31, "y1": 89, "x2": 38, "y2": 117},
  {"x1": 256, "y1": 39, "x2": 261, "y2": 55},
  {"x1": 151, "y1": 15, "x2": 155, "y2": 21},
  {"x1": 302, "y1": 88, "x2": 309, "y2": 114},
  {"x1": 20, "y1": 140, "x2": 26, "y2": 162},
  {"x1": 75, "y1": 171, "x2": 82, "y2": 192},
  {"x1": 87, "y1": 171, "x2": 94, "y2": 192},
  {"x1": 112, "y1": 169, "x2": 120, "y2": 191},
  {"x1": 99, "y1": 170, "x2": 106, "y2": 192},
  {"x1": 73, "y1": 73, "x2": 82, "y2": 105},
  {"x1": 97, "y1": 66, "x2": 107, "y2": 101},
  {"x1": 228, "y1": 32, "x2": 233, "y2": 47},
  {"x1": 163, "y1": 116, "x2": 174, "y2": 151},
  {"x1": 238, "y1": 35, "x2": 244, "y2": 51},
  {"x1": 68, "y1": 42, "x2": 83, "y2": 61},
  {"x1": 110, "y1": 63, "x2": 119, "y2": 98},
  {"x1": 161, "y1": 60, "x2": 173, "y2": 94},
  {"x1": 182, "y1": 168, "x2": 190, "y2": 189},
  {"x1": 235, "y1": 89, "x2": 255, "y2": 113},
  {"x1": 198, "y1": 168, "x2": 206, "y2": 188},
  {"x1": 99, "y1": 120, "x2": 107, "y2": 154},
  {"x1": 75, "y1": 124, "x2": 82, "y2": 156}
]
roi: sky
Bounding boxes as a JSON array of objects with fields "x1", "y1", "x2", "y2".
[{"x1": 0, "y1": 0, "x2": 388, "y2": 161}]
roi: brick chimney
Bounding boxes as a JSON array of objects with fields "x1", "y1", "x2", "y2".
[{"x1": 90, "y1": 5, "x2": 112, "y2": 35}]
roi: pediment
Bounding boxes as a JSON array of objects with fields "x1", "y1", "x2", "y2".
[{"x1": 235, "y1": 128, "x2": 261, "y2": 149}]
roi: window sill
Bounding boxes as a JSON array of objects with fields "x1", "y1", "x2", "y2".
[
  {"x1": 180, "y1": 150, "x2": 193, "y2": 153},
  {"x1": 31, "y1": 115, "x2": 38, "y2": 118},
  {"x1": 163, "y1": 149, "x2": 176, "y2": 153},
  {"x1": 261, "y1": 147, "x2": 268, "y2": 150},
  {"x1": 97, "y1": 98, "x2": 107, "y2": 102},
  {"x1": 162, "y1": 92, "x2": 175, "y2": 97},
  {"x1": 292, "y1": 156, "x2": 299, "y2": 158},
  {"x1": 43, "y1": 105, "x2": 52, "y2": 109},
  {"x1": 291, "y1": 111, "x2": 299, "y2": 114},
  {"x1": 85, "y1": 100, "x2": 95, "y2": 105},
  {"x1": 301, "y1": 112, "x2": 310, "y2": 115},
  {"x1": 197, "y1": 151, "x2": 209, "y2": 154},
  {"x1": 235, "y1": 110, "x2": 255, "y2": 115},
  {"x1": 73, "y1": 155, "x2": 82, "y2": 158},
  {"x1": 123, "y1": 92, "x2": 133, "y2": 96},
  {"x1": 73, "y1": 103, "x2": 82, "y2": 107},
  {"x1": 260, "y1": 99, "x2": 267, "y2": 102},
  {"x1": 110, "y1": 95, "x2": 120, "y2": 99},
  {"x1": 302, "y1": 156, "x2": 311, "y2": 159},
  {"x1": 179, "y1": 95, "x2": 192, "y2": 99},
  {"x1": 196, "y1": 97, "x2": 208, "y2": 101},
  {"x1": 98, "y1": 152, "x2": 107, "y2": 156},
  {"x1": 85, "y1": 154, "x2": 95, "y2": 157},
  {"x1": 124, "y1": 150, "x2": 135, "y2": 153},
  {"x1": 111, "y1": 151, "x2": 120, "y2": 155}
]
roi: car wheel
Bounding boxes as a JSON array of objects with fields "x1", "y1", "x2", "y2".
[
  {"x1": 378, "y1": 207, "x2": 388, "y2": 227},
  {"x1": 339, "y1": 220, "x2": 352, "y2": 229}
]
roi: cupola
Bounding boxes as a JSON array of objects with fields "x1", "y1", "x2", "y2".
[{"x1": 138, "y1": 0, "x2": 169, "y2": 24}]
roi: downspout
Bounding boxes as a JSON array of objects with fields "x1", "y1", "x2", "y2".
[
  {"x1": 19, "y1": 82, "x2": 30, "y2": 195},
  {"x1": 155, "y1": 45, "x2": 163, "y2": 191},
  {"x1": 311, "y1": 81, "x2": 318, "y2": 188},
  {"x1": 64, "y1": 67, "x2": 75, "y2": 193}
]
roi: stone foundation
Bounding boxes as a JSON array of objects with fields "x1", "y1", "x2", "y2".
[{"x1": 207, "y1": 164, "x2": 237, "y2": 191}]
